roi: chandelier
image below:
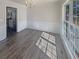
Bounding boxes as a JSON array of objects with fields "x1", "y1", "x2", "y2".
[{"x1": 25, "y1": 0, "x2": 33, "y2": 7}]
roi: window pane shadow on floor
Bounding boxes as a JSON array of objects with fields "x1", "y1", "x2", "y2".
[{"x1": 36, "y1": 32, "x2": 57, "y2": 59}]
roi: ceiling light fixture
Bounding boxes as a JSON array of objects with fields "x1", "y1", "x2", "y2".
[{"x1": 25, "y1": 0, "x2": 33, "y2": 7}]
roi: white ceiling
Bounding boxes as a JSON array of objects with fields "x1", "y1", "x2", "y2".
[
  {"x1": 10, "y1": 0, "x2": 66, "y2": 5},
  {"x1": 9, "y1": 0, "x2": 26, "y2": 4}
]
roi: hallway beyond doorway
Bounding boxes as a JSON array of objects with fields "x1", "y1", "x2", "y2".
[{"x1": 6, "y1": 7, "x2": 17, "y2": 37}]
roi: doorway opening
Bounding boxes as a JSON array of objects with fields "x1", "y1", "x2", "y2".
[{"x1": 6, "y1": 7, "x2": 17, "y2": 37}]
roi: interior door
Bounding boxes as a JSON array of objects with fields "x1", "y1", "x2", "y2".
[{"x1": 6, "y1": 7, "x2": 17, "y2": 35}]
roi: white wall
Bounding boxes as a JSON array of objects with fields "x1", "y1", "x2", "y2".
[
  {"x1": 27, "y1": 2, "x2": 61, "y2": 34},
  {"x1": 6, "y1": 0, "x2": 27, "y2": 32},
  {"x1": 0, "y1": 0, "x2": 27, "y2": 41},
  {"x1": 0, "y1": 0, "x2": 6, "y2": 41}
]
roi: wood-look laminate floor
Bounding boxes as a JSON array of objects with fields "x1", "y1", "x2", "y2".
[{"x1": 0, "y1": 29, "x2": 68, "y2": 59}]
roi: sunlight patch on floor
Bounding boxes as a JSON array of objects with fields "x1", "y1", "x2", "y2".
[
  {"x1": 41, "y1": 32, "x2": 56, "y2": 44},
  {"x1": 36, "y1": 32, "x2": 57, "y2": 59}
]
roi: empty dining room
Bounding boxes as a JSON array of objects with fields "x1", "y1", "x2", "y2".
[{"x1": 0, "y1": 0, "x2": 79, "y2": 59}]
